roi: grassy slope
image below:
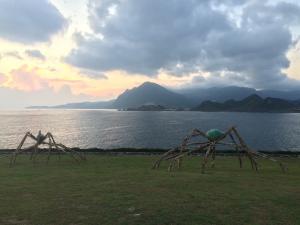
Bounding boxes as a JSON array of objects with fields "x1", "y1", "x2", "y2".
[{"x1": 0, "y1": 155, "x2": 299, "y2": 225}]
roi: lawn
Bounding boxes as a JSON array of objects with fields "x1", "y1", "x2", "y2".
[{"x1": 0, "y1": 154, "x2": 299, "y2": 225}]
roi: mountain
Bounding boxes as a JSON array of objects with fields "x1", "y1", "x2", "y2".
[
  {"x1": 178, "y1": 86, "x2": 300, "y2": 103},
  {"x1": 178, "y1": 86, "x2": 257, "y2": 103},
  {"x1": 194, "y1": 94, "x2": 300, "y2": 112},
  {"x1": 258, "y1": 90, "x2": 300, "y2": 101},
  {"x1": 27, "y1": 82, "x2": 300, "y2": 110},
  {"x1": 28, "y1": 82, "x2": 191, "y2": 109},
  {"x1": 113, "y1": 82, "x2": 192, "y2": 108}
]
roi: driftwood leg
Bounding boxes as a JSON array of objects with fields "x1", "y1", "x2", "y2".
[
  {"x1": 32, "y1": 144, "x2": 40, "y2": 163},
  {"x1": 229, "y1": 133, "x2": 243, "y2": 168},
  {"x1": 237, "y1": 147, "x2": 243, "y2": 169},
  {"x1": 56, "y1": 144, "x2": 80, "y2": 163},
  {"x1": 10, "y1": 151, "x2": 19, "y2": 167},
  {"x1": 231, "y1": 128, "x2": 259, "y2": 171},
  {"x1": 210, "y1": 146, "x2": 216, "y2": 168},
  {"x1": 251, "y1": 154, "x2": 258, "y2": 171},
  {"x1": 10, "y1": 132, "x2": 30, "y2": 166},
  {"x1": 153, "y1": 129, "x2": 210, "y2": 171},
  {"x1": 30, "y1": 145, "x2": 36, "y2": 160},
  {"x1": 173, "y1": 153, "x2": 188, "y2": 171},
  {"x1": 49, "y1": 134, "x2": 86, "y2": 162},
  {"x1": 202, "y1": 146, "x2": 212, "y2": 174},
  {"x1": 10, "y1": 151, "x2": 18, "y2": 167},
  {"x1": 168, "y1": 160, "x2": 175, "y2": 171},
  {"x1": 177, "y1": 157, "x2": 182, "y2": 169},
  {"x1": 47, "y1": 133, "x2": 85, "y2": 163},
  {"x1": 251, "y1": 151, "x2": 286, "y2": 172},
  {"x1": 30, "y1": 142, "x2": 40, "y2": 160},
  {"x1": 57, "y1": 143, "x2": 81, "y2": 163},
  {"x1": 46, "y1": 136, "x2": 53, "y2": 164},
  {"x1": 152, "y1": 148, "x2": 178, "y2": 169},
  {"x1": 168, "y1": 156, "x2": 182, "y2": 171}
]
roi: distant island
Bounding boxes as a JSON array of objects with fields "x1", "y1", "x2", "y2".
[
  {"x1": 194, "y1": 94, "x2": 300, "y2": 113},
  {"x1": 123, "y1": 104, "x2": 166, "y2": 111},
  {"x1": 121, "y1": 104, "x2": 188, "y2": 111},
  {"x1": 28, "y1": 82, "x2": 300, "y2": 113}
]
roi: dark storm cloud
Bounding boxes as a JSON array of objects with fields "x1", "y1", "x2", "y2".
[
  {"x1": 201, "y1": 25, "x2": 292, "y2": 87},
  {"x1": 0, "y1": 0, "x2": 67, "y2": 44},
  {"x1": 67, "y1": 0, "x2": 231, "y2": 75},
  {"x1": 25, "y1": 50, "x2": 46, "y2": 60},
  {"x1": 200, "y1": 1, "x2": 300, "y2": 89},
  {"x1": 66, "y1": 0, "x2": 300, "y2": 89}
]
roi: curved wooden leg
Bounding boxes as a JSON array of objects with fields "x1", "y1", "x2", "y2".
[
  {"x1": 210, "y1": 146, "x2": 216, "y2": 168},
  {"x1": 152, "y1": 148, "x2": 178, "y2": 169},
  {"x1": 228, "y1": 133, "x2": 243, "y2": 168},
  {"x1": 46, "y1": 136, "x2": 53, "y2": 164},
  {"x1": 202, "y1": 145, "x2": 212, "y2": 174},
  {"x1": 10, "y1": 132, "x2": 31, "y2": 167}
]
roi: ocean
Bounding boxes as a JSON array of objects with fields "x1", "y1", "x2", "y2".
[{"x1": 0, "y1": 109, "x2": 299, "y2": 151}]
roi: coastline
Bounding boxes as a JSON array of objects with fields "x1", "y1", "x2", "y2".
[{"x1": 0, "y1": 148, "x2": 299, "y2": 156}]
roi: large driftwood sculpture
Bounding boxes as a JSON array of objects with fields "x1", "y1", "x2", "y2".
[
  {"x1": 153, "y1": 127, "x2": 286, "y2": 173},
  {"x1": 10, "y1": 131, "x2": 86, "y2": 166}
]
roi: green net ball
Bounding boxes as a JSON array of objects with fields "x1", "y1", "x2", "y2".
[{"x1": 206, "y1": 129, "x2": 225, "y2": 141}]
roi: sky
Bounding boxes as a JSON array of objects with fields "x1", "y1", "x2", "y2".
[{"x1": 0, "y1": 0, "x2": 300, "y2": 108}]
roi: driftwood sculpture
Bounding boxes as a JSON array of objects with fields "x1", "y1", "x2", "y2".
[
  {"x1": 153, "y1": 127, "x2": 286, "y2": 173},
  {"x1": 10, "y1": 131, "x2": 86, "y2": 166}
]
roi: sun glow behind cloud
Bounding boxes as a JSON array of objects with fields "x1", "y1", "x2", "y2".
[
  {"x1": 0, "y1": 0, "x2": 186, "y2": 102},
  {"x1": 0, "y1": 0, "x2": 300, "y2": 108}
]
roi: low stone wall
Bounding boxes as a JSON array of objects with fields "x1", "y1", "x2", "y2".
[{"x1": 1, "y1": 148, "x2": 299, "y2": 157}]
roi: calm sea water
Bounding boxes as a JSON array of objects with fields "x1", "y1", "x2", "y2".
[{"x1": 0, "y1": 110, "x2": 299, "y2": 151}]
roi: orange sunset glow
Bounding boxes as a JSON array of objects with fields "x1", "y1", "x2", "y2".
[{"x1": 0, "y1": 0, "x2": 300, "y2": 108}]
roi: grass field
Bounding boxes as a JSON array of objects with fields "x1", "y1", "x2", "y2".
[{"x1": 0, "y1": 154, "x2": 299, "y2": 225}]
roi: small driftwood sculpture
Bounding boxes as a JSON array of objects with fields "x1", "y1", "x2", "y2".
[
  {"x1": 10, "y1": 131, "x2": 86, "y2": 166},
  {"x1": 153, "y1": 127, "x2": 286, "y2": 173}
]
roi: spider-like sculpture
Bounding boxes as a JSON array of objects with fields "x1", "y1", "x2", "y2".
[
  {"x1": 10, "y1": 131, "x2": 86, "y2": 166},
  {"x1": 153, "y1": 127, "x2": 286, "y2": 173}
]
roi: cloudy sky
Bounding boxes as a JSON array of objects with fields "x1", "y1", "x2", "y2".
[{"x1": 0, "y1": 0, "x2": 300, "y2": 108}]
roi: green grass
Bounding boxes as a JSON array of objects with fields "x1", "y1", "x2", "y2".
[{"x1": 0, "y1": 154, "x2": 299, "y2": 225}]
